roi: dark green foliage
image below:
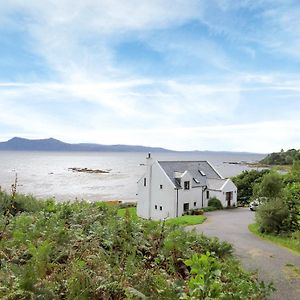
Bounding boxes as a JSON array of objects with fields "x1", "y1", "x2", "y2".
[
  {"x1": 208, "y1": 197, "x2": 223, "y2": 209},
  {"x1": 232, "y1": 169, "x2": 270, "y2": 204},
  {"x1": 256, "y1": 198, "x2": 290, "y2": 234},
  {"x1": 252, "y1": 164, "x2": 300, "y2": 235},
  {"x1": 254, "y1": 171, "x2": 283, "y2": 199},
  {"x1": 284, "y1": 160, "x2": 300, "y2": 185},
  {"x1": 203, "y1": 206, "x2": 218, "y2": 212},
  {"x1": 183, "y1": 253, "x2": 274, "y2": 299},
  {"x1": 260, "y1": 149, "x2": 300, "y2": 165},
  {"x1": 284, "y1": 183, "x2": 300, "y2": 231},
  {"x1": 0, "y1": 191, "x2": 273, "y2": 299}
]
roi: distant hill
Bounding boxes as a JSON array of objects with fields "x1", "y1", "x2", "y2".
[
  {"x1": 260, "y1": 149, "x2": 300, "y2": 165},
  {"x1": 0, "y1": 137, "x2": 173, "y2": 152}
]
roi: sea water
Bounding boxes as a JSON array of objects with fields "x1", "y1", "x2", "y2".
[{"x1": 0, "y1": 151, "x2": 265, "y2": 202}]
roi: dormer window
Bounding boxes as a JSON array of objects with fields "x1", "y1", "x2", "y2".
[{"x1": 184, "y1": 181, "x2": 190, "y2": 190}]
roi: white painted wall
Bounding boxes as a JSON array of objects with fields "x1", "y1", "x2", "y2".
[
  {"x1": 149, "y1": 161, "x2": 176, "y2": 220},
  {"x1": 137, "y1": 159, "x2": 238, "y2": 220},
  {"x1": 207, "y1": 179, "x2": 237, "y2": 208},
  {"x1": 176, "y1": 171, "x2": 204, "y2": 216},
  {"x1": 137, "y1": 160, "x2": 176, "y2": 220}
]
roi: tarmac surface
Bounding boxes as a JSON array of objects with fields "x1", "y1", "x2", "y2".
[{"x1": 189, "y1": 208, "x2": 300, "y2": 300}]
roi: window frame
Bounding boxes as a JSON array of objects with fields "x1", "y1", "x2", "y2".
[{"x1": 184, "y1": 181, "x2": 190, "y2": 190}]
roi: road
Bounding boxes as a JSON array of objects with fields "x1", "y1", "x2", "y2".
[{"x1": 189, "y1": 208, "x2": 300, "y2": 300}]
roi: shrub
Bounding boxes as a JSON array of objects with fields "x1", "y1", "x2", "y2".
[
  {"x1": 283, "y1": 183, "x2": 300, "y2": 231},
  {"x1": 203, "y1": 206, "x2": 218, "y2": 212},
  {"x1": 208, "y1": 197, "x2": 223, "y2": 210},
  {"x1": 232, "y1": 169, "x2": 270, "y2": 203},
  {"x1": 0, "y1": 191, "x2": 273, "y2": 299},
  {"x1": 256, "y1": 198, "x2": 290, "y2": 233},
  {"x1": 254, "y1": 171, "x2": 283, "y2": 199}
]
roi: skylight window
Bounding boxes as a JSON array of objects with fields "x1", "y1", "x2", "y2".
[
  {"x1": 193, "y1": 178, "x2": 200, "y2": 184},
  {"x1": 199, "y1": 170, "x2": 206, "y2": 176}
]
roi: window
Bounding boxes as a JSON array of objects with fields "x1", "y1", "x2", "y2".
[
  {"x1": 199, "y1": 170, "x2": 206, "y2": 176},
  {"x1": 160, "y1": 206, "x2": 162, "y2": 211},
  {"x1": 143, "y1": 178, "x2": 146, "y2": 186},
  {"x1": 183, "y1": 203, "x2": 189, "y2": 212},
  {"x1": 194, "y1": 202, "x2": 196, "y2": 207},
  {"x1": 193, "y1": 178, "x2": 200, "y2": 184},
  {"x1": 184, "y1": 181, "x2": 190, "y2": 190},
  {"x1": 160, "y1": 184, "x2": 163, "y2": 189},
  {"x1": 206, "y1": 190, "x2": 209, "y2": 198},
  {"x1": 155, "y1": 205, "x2": 157, "y2": 210}
]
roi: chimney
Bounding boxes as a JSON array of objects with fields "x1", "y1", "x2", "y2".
[{"x1": 147, "y1": 152, "x2": 151, "y2": 159}]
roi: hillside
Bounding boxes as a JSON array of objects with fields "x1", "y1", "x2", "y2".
[
  {"x1": 260, "y1": 149, "x2": 300, "y2": 165},
  {"x1": 0, "y1": 137, "x2": 172, "y2": 152}
]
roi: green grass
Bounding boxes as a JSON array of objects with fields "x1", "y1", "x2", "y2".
[
  {"x1": 248, "y1": 223, "x2": 300, "y2": 255},
  {"x1": 118, "y1": 207, "x2": 206, "y2": 226},
  {"x1": 166, "y1": 215, "x2": 206, "y2": 226},
  {"x1": 117, "y1": 206, "x2": 138, "y2": 220}
]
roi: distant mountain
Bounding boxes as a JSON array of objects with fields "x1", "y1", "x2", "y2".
[{"x1": 0, "y1": 137, "x2": 173, "y2": 152}]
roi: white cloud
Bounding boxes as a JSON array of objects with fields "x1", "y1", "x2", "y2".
[{"x1": 0, "y1": 1, "x2": 300, "y2": 152}]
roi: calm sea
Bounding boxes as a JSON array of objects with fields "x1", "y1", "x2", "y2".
[{"x1": 0, "y1": 151, "x2": 265, "y2": 202}]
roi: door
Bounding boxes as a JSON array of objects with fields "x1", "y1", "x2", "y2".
[
  {"x1": 183, "y1": 203, "x2": 189, "y2": 212},
  {"x1": 226, "y1": 192, "x2": 233, "y2": 207}
]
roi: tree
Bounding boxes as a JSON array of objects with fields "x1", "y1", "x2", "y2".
[
  {"x1": 254, "y1": 171, "x2": 283, "y2": 199},
  {"x1": 284, "y1": 160, "x2": 300, "y2": 185},
  {"x1": 232, "y1": 169, "x2": 269, "y2": 203},
  {"x1": 256, "y1": 197, "x2": 290, "y2": 233},
  {"x1": 284, "y1": 183, "x2": 300, "y2": 231}
]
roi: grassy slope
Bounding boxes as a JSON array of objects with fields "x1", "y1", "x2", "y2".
[
  {"x1": 118, "y1": 207, "x2": 206, "y2": 226},
  {"x1": 248, "y1": 224, "x2": 300, "y2": 255}
]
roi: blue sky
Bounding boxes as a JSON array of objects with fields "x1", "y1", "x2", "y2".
[{"x1": 0, "y1": 0, "x2": 300, "y2": 153}]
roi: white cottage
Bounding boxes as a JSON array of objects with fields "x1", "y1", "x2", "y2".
[{"x1": 137, "y1": 154, "x2": 237, "y2": 220}]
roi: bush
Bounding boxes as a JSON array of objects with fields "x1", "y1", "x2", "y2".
[
  {"x1": 203, "y1": 206, "x2": 218, "y2": 212},
  {"x1": 283, "y1": 183, "x2": 300, "y2": 231},
  {"x1": 232, "y1": 169, "x2": 270, "y2": 203},
  {"x1": 254, "y1": 171, "x2": 283, "y2": 199},
  {"x1": 0, "y1": 191, "x2": 273, "y2": 299},
  {"x1": 208, "y1": 197, "x2": 223, "y2": 209},
  {"x1": 256, "y1": 198, "x2": 290, "y2": 233}
]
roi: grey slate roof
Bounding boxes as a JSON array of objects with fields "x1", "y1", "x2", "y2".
[
  {"x1": 207, "y1": 178, "x2": 228, "y2": 191},
  {"x1": 158, "y1": 161, "x2": 223, "y2": 189}
]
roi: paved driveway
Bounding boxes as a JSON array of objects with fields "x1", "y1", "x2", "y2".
[{"x1": 188, "y1": 208, "x2": 300, "y2": 300}]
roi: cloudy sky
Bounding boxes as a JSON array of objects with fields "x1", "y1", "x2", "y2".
[{"x1": 0, "y1": 0, "x2": 300, "y2": 153}]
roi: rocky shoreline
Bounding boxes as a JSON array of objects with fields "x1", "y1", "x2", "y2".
[{"x1": 68, "y1": 167, "x2": 111, "y2": 174}]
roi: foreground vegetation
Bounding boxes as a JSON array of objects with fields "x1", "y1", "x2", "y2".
[
  {"x1": 0, "y1": 191, "x2": 273, "y2": 299},
  {"x1": 248, "y1": 224, "x2": 300, "y2": 255}
]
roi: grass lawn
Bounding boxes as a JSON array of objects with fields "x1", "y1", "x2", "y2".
[
  {"x1": 118, "y1": 207, "x2": 206, "y2": 226},
  {"x1": 117, "y1": 207, "x2": 139, "y2": 221},
  {"x1": 249, "y1": 223, "x2": 300, "y2": 255}
]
